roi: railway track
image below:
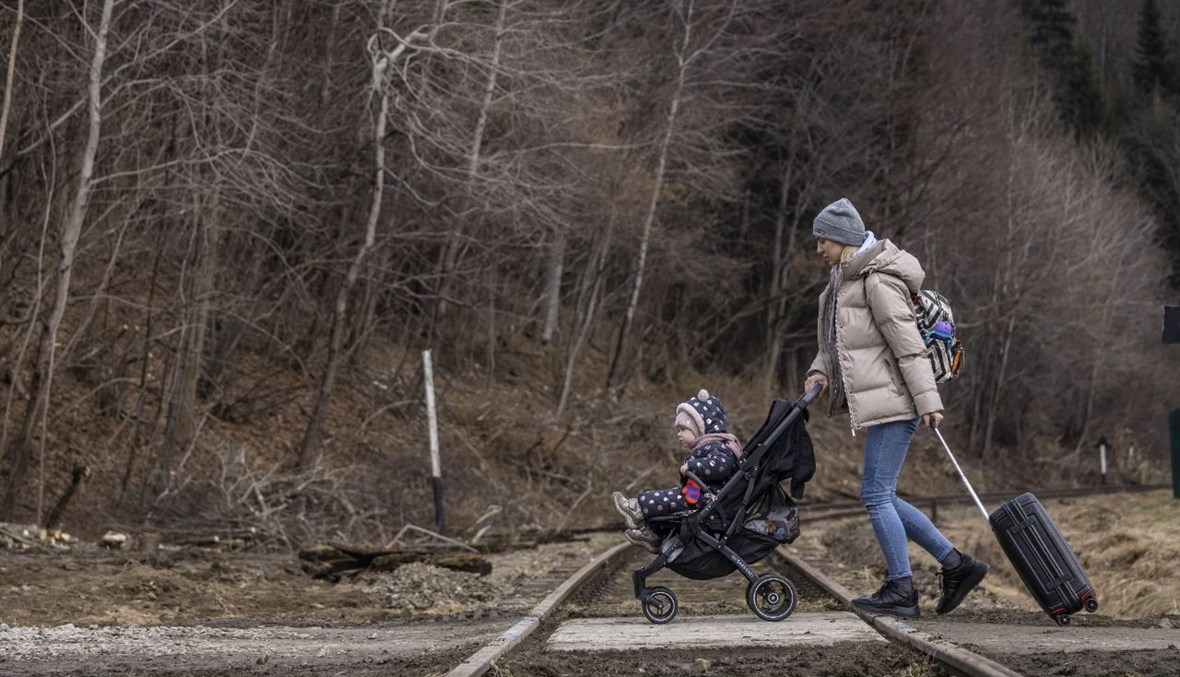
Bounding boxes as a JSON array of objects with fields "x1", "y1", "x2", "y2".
[
  {"x1": 441, "y1": 483, "x2": 1175, "y2": 677},
  {"x1": 443, "y1": 541, "x2": 1024, "y2": 676}
]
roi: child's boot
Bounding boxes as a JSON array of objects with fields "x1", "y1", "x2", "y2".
[
  {"x1": 612, "y1": 491, "x2": 644, "y2": 529},
  {"x1": 624, "y1": 526, "x2": 662, "y2": 554}
]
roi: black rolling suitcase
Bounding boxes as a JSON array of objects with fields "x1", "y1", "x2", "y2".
[
  {"x1": 933, "y1": 428, "x2": 1099, "y2": 626},
  {"x1": 989, "y1": 492, "x2": 1098, "y2": 625}
]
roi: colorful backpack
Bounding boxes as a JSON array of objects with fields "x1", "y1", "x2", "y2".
[{"x1": 912, "y1": 289, "x2": 963, "y2": 383}]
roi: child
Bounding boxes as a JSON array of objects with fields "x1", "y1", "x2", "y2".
[{"x1": 612, "y1": 389, "x2": 744, "y2": 553}]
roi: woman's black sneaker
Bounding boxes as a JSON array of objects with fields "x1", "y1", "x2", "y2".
[
  {"x1": 852, "y1": 579, "x2": 919, "y2": 619},
  {"x1": 936, "y1": 554, "x2": 989, "y2": 615}
]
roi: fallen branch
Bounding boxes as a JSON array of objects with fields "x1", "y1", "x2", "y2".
[
  {"x1": 0, "y1": 523, "x2": 70, "y2": 550},
  {"x1": 385, "y1": 523, "x2": 477, "y2": 552},
  {"x1": 297, "y1": 542, "x2": 491, "y2": 579}
]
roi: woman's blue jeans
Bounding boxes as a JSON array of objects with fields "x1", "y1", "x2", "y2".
[{"x1": 862, "y1": 417, "x2": 954, "y2": 580}]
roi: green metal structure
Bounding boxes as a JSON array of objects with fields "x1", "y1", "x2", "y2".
[
  {"x1": 1167, "y1": 307, "x2": 1179, "y2": 499},
  {"x1": 1172, "y1": 410, "x2": 1180, "y2": 500}
]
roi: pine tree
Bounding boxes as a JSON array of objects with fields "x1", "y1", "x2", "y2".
[
  {"x1": 1125, "y1": 0, "x2": 1180, "y2": 288},
  {"x1": 1018, "y1": 0, "x2": 1108, "y2": 138},
  {"x1": 1132, "y1": 0, "x2": 1174, "y2": 97},
  {"x1": 1020, "y1": 0, "x2": 1076, "y2": 68},
  {"x1": 1063, "y1": 37, "x2": 1107, "y2": 137}
]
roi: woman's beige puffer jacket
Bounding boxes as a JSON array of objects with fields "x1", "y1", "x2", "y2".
[{"x1": 807, "y1": 239, "x2": 943, "y2": 431}]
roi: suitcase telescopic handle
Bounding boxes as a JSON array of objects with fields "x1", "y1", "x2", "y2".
[{"x1": 931, "y1": 426, "x2": 991, "y2": 522}]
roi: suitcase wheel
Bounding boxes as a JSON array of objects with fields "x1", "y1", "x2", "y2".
[
  {"x1": 1084, "y1": 598, "x2": 1099, "y2": 613},
  {"x1": 1054, "y1": 614, "x2": 1071, "y2": 626}
]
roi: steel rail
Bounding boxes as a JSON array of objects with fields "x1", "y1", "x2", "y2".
[
  {"x1": 776, "y1": 546, "x2": 1024, "y2": 677},
  {"x1": 445, "y1": 541, "x2": 630, "y2": 677}
]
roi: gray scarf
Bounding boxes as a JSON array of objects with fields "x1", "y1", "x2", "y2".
[{"x1": 821, "y1": 268, "x2": 847, "y2": 415}]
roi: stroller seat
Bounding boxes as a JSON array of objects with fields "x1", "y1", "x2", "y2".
[{"x1": 631, "y1": 386, "x2": 820, "y2": 624}]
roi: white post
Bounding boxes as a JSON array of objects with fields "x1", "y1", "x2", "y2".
[
  {"x1": 1099, "y1": 442, "x2": 1107, "y2": 486},
  {"x1": 423, "y1": 349, "x2": 444, "y2": 533}
]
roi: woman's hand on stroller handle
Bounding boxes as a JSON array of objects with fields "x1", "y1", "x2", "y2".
[
  {"x1": 800, "y1": 380, "x2": 825, "y2": 406},
  {"x1": 803, "y1": 372, "x2": 827, "y2": 395}
]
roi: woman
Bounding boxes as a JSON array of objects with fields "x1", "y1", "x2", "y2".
[{"x1": 802, "y1": 198, "x2": 988, "y2": 619}]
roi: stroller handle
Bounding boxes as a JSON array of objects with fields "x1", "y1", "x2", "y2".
[
  {"x1": 698, "y1": 386, "x2": 819, "y2": 521},
  {"x1": 799, "y1": 383, "x2": 823, "y2": 409}
]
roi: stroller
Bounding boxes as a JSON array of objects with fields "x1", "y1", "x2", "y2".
[{"x1": 633, "y1": 385, "x2": 820, "y2": 624}]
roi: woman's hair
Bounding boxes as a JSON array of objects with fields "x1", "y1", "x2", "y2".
[{"x1": 839, "y1": 244, "x2": 859, "y2": 264}]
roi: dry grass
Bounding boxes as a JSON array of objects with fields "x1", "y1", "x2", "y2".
[
  {"x1": 803, "y1": 490, "x2": 1180, "y2": 619},
  {"x1": 1048, "y1": 490, "x2": 1180, "y2": 618}
]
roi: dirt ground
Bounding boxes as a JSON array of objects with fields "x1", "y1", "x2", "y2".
[
  {"x1": 0, "y1": 531, "x2": 619, "y2": 676},
  {"x1": 0, "y1": 532, "x2": 617, "y2": 628},
  {"x1": 2, "y1": 493, "x2": 1179, "y2": 676},
  {"x1": 494, "y1": 643, "x2": 950, "y2": 677}
]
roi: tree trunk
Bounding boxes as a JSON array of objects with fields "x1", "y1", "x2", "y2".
[
  {"x1": 1071, "y1": 249, "x2": 1125, "y2": 454},
  {"x1": 0, "y1": 0, "x2": 24, "y2": 162},
  {"x1": 157, "y1": 15, "x2": 232, "y2": 495},
  {"x1": 61, "y1": 214, "x2": 130, "y2": 365},
  {"x1": 157, "y1": 193, "x2": 217, "y2": 493},
  {"x1": 297, "y1": 10, "x2": 395, "y2": 468},
  {"x1": 983, "y1": 315, "x2": 1015, "y2": 460},
  {"x1": 320, "y1": 3, "x2": 342, "y2": 107},
  {"x1": 116, "y1": 219, "x2": 166, "y2": 511},
  {"x1": 605, "y1": 0, "x2": 692, "y2": 391},
  {"x1": 3, "y1": 0, "x2": 112, "y2": 520},
  {"x1": 540, "y1": 229, "x2": 565, "y2": 344},
  {"x1": 484, "y1": 263, "x2": 497, "y2": 380},
  {"x1": 432, "y1": 0, "x2": 508, "y2": 325},
  {"x1": 764, "y1": 167, "x2": 797, "y2": 388},
  {"x1": 556, "y1": 213, "x2": 613, "y2": 419}
]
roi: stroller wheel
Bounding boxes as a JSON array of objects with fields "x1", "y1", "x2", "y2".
[
  {"x1": 747, "y1": 574, "x2": 797, "y2": 622},
  {"x1": 642, "y1": 586, "x2": 678, "y2": 624}
]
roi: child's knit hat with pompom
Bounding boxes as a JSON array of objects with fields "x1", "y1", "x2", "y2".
[{"x1": 674, "y1": 389, "x2": 729, "y2": 438}]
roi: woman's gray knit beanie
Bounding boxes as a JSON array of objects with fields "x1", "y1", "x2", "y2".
[{"x1": 813, "y1": 198, "x2": 867, "y2": 246}]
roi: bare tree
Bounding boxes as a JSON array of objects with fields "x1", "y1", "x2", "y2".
[
  {"x1": 296, "y1": 5, "x2": 407, "y2": 468},
  {"x1": 157, "y1": 15, "x2": 231, "y2": 492},
  {"x1": 602, "y1": 0, "x2": 775, "y2": 390},
  {"x1": 540, "y1": 228, "x2": 564, "y2": 344},
  {"x1": 3, "y1": 0, "x2": 114, "y2": 520},
  {"x1": 0, "y1": 0, "x2": 24, "y2": 162}
]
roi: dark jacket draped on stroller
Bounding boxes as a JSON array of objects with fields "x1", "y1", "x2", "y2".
[{"x1": 632, "y1": 387, "x2": 820, "y2": 623}]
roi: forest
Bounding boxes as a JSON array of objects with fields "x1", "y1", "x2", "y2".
[{"x1": 0, "y1": 0, "x2": 1177, "y2": 543}]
